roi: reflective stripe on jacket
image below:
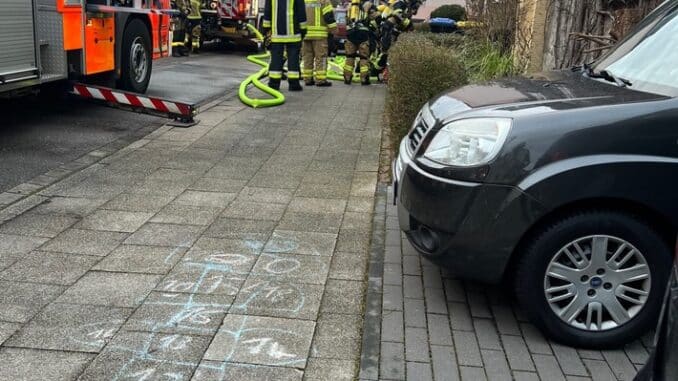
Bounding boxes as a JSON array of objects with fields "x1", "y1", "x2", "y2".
[
  {"x1": 304, "y1": 0, "x2": 337, "y2": 39},
  {"x1": 188, "y1": 0, "x2": 201, "y2": 19},
  {"x1": 263, "y1": 0, "x2": 308, "y2": 42}
]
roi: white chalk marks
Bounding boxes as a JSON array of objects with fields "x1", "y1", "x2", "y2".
[{"x1": 83, "y1": 232, "x2": 327, "y2": 380}]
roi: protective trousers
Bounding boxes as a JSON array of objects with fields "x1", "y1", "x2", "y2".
[
  {"x1": 172, "y1": 18, "x2": 187, "y2": 52},
  {"x1": 302, "y1": 39, "x2": 329, "y2": 83},
  {"x1": 192, "y1": 22, "x2": 201, "y2": 50},
  {"x1": 344, "y1": 40, "x2": 370, "y2": 82},
  {"x1": 269, "y1": 42, "x2": 301, "y2": 81},
  {"x1": 186, "y1": 19, "x2": 201, "y2": 51}
]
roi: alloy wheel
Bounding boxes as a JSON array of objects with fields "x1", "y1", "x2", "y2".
[
  {"x1": 130, "y1": 37, "x2": 148, "y2": 84},
  {"x1": 544, "y1": 235, "x2": 651, "y2": 331}
]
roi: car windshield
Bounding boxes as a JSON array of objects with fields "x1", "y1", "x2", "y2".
[{"x1": 593, "y1": 2, "x2": 678, "y2": 96}]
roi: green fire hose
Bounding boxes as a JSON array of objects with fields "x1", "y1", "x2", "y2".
[
  {"x1": 327, "y1": 55, "x2": 379, "y2": 83},
  {"x1": 238, "y1": 24, "x2": 286, "y2": 108},
  {"x1": 238, "y1": 24, "x2": 379, "y2": 108}
]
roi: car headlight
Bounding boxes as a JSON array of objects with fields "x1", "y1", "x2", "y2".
[{"x1": 423, "y1": 118, "x2": 512, "y2": 167}]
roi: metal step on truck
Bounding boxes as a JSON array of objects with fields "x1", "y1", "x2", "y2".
[{"x1": 0, "y1": 0, "x2": 172, "y2": 97}]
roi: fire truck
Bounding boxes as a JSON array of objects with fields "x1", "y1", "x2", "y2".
[
  {"x1": 200, "y1": 0, "x2": 262, "y2": 46},
  {"x1": 0, "y1": 0, "x2": 172, "y2": 96}
]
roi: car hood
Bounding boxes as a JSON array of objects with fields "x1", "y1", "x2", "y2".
[{"x1": 428, "y1": 70, "x2": 666, "y2": 120}]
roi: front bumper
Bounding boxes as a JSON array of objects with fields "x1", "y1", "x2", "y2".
[{"x1": 393, "y1": 141, "x2": 545, "y2": 283}]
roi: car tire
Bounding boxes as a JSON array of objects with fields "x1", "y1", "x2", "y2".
[
  {"x1": 514, "y1": 210, "x2": 671, "y2": 348},
  {"x1": 118, "y1": 19, "x2": 152, "y2": 93}
]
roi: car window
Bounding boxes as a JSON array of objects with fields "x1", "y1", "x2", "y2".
[{"x1": 596, "y1": 5, "x2": 678, "y2": 96}]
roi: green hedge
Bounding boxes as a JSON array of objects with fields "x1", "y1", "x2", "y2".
[
  {"x1": 386, "y1": 33, "x2": 468, "y2": 144},
  {"x1": 386, "y1": 33, "x2": 516, "y2": 145},
  {"x1": 430, "y1": 4, "x2": 466, "y2": 21}
]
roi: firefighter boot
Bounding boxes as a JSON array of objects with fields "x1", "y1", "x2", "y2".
[
  {"x1": 305, "y1": 79, "x2": 316, "y2": 86},
  {"x1": 361, "y1": 77, "x2": 371, "y2": 86},
  {"x1": 316, "y1": 80, "x2": 332, "y2": 87},
  {"x1": 289, "y1": 79, "x2": 303, "y2": 92},
  {"x1": 269, "y1": 78, "x2": 281, "y2": 91}
]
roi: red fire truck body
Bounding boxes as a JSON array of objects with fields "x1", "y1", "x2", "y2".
[
  {"x1": 0, "y1": 0, "x2": 172, "y2": 96},
  {"x1": 201, "y1": 0, "x2": 261, "y2": 46}
]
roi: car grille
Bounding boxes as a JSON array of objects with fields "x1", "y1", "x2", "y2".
[{"x1": 408, "y1": 120, "x2": 430, "y2": 153}]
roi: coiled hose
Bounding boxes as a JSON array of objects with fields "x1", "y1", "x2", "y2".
[
  {"x1": 238, "y1": 24, "x2": 286, "y2": 108},
  {"x1": 238, "y1": 24, "x2": 379, "y2": 108}
]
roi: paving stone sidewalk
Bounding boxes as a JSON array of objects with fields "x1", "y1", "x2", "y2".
[
  {"x1": 359, "y1": 186, "x2": 654, "y2": 381},
  {"x1": 0, "y1": 84, "x2": 384, "y2": 380}
]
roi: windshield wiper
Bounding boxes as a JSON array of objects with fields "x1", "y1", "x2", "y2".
[
  {"x1": 580, "y1": 63, "x2": 632, "y2": 87},
  {"x1": 590, "y1": 69, "x2": 633, "y2": 87}
]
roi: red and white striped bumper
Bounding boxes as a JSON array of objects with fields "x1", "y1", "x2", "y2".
[{"x1": 71, "y1": 83, "x2": 195, "y2": 120}]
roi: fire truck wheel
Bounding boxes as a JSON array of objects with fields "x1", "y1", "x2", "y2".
[{"x1": 119, "y1": 19, "x2": 152, "y2": 94}]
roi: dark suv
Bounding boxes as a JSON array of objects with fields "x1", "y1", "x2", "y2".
[{"x1": 394, "y1": 1, "x2": 678, "y2": 348}]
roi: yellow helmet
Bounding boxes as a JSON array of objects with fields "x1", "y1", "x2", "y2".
[
  {"x1": 377, "y1": 4, "x2": 386, "y2": 11},
  {"x1": 388, "y1": 0, "x2": 396, "y2": 5}
]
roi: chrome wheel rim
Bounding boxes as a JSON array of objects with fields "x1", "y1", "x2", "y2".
[
  {"x1": 544, "y1": 235, "x2": 651, "y2": 331},
  {"x1": 130, "y1": 37, "x2": 148, "y2": 83}
]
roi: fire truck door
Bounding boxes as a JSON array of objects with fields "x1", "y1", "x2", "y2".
[{"x1": 0, "y1": 0, "x2": 39, "y2": 85}]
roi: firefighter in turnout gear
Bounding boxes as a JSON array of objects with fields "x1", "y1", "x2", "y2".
[
  {"x1": 263, "y1": 0, "x2": 308, "y2": 91},
  {"x1": 171, "y1": 0, "x2": 190, "y2": 56},
  {"x1": 380, "y1": 0, "x2": 411, "y2": 52},
  {"x1": 185, "y1": 0, "x2": 202, "y2": 53},
  {"x1": 344, "y1": 0, "x2": 372, "y2": 85},
  {"x1": 364, "y1": 2, "x2": 381, "y2": 74},
  {"x1": 302, "y1": 0, "x2": 337, "y2": 87}
]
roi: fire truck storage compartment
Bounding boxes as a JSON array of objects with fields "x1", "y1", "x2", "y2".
[
  {"x1": 85, "y1": 14, "x2": 115, "y2": 74},
  {"x1": 0, "y1": 0, "x2": 39, "y2": 85},
  {"x1": 36, "y1": 0, "x2": 69, "y2": 82}
]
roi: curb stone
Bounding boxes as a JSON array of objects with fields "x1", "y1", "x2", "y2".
[{"x1": 359, "y1": 184, "x2": 387, "y2": 380}]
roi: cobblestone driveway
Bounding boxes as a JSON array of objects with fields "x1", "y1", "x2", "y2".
[
  {"x1": 0, "y1": 84, "x2": 384, "y2": 380},
  {"x1": 359, "y1": 186, "x2": 654, "y2": 381}
]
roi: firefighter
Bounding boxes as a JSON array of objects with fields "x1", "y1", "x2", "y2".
[
  {"x1": 185, "y1": 0, "x2": 202, "y2": 53},
  {"x1": 365, "y1": 2, "x2": 381, "y2": 67},
  {"x1": 377, "y1": 0, "x2": 412, "y2": 71},
  {"x1": 263, "y1": 0, "x2": 308, "y2": 91},
  {"x1": 302, "y1": 0, "x2": 337, "y2": 87},
  {"x1": 343, "y1": 0, "x2": 372, "y2": 85},
  {"x1": 171, "y1": 0, "x2": 190, "y2": 56},
  {"x1": 380, "y1": 0, "x2": 401, "y2": 53},
  {"x1": 407, "y1": 0, "x2": 423, "y2": 17}
]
